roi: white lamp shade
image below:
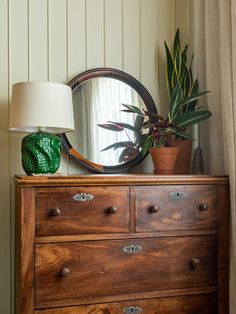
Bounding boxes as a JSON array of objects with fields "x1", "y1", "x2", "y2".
[{"x1": 9, "y1": 81, "x2": 75, "y2": 133}]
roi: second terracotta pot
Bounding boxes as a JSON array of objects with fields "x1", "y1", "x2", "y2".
[
  {"x1": 171, "y1": 139, "x2": 192, "y2": 174},
  {"x1": 149, "y1": 146, "x2": 180, "y2": 175}
]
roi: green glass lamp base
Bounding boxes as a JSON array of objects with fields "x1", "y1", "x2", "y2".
[{"x1": 21, "y1": 131, "x2": 61, "y2": 175}]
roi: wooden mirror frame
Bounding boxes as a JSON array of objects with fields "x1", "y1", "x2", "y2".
[{"x1": 60, "y1": 68, "x2": 157, "y2": 173}]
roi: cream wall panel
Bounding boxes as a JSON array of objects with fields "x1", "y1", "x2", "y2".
[
  {"x1": 29, "y1": 0, "x2": 48, "y2": 81},
  {"x1": 9, "y1": 0, "x2": 29, "y2": 175},
  {"x1": 123, "y1": 0, "x2": 140, "y2": 79},
  {"x1": 48, "y1": 0, "x2": 68, "y2": 173},
  {"x1": 174, "y1": 0, "x2": 189, "y2": 44},
  {"x1": 157, "y1": 0, "x2": 174, "y2": 117},
  {"x1": 105, "y1": 0, "x2": 122, "y2": 69},
  {"x1": 0, "y1": 1, "x2": 10, "y2": 313},
  {"x1": 87, "y1": 0, "x2": 105, "y2": 68},
  {"x1": 68, "y1": 0, "x2": 86, "y2": 80}
]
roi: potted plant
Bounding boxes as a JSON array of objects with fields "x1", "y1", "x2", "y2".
[
  {"x1": 120, "y1": 103, "x2": 192, "y2": 174},
  {"x1": 164, "y1": 29, "x2": 212, "y2": 173}
]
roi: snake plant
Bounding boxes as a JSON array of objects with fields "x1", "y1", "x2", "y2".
[{"x1": 165, "y1": 29, "x2": 211, "y2": 131}]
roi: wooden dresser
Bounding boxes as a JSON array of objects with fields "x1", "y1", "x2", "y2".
[{"x1": 15, "y1": 174, "x2": 229, "y2": 314}]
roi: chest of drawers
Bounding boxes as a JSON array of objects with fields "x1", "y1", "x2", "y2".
[{"x1": 15, "y1": 175, "x2": 229, "y2": 314}]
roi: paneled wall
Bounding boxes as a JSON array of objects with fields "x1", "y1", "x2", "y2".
[{"x1": 0, "y1": 0, "x2": 190, "y2": 312}]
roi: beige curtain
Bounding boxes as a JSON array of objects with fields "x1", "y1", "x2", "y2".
[{"x1": 190, "y1": 0, "x2": 236, "y2": 312}]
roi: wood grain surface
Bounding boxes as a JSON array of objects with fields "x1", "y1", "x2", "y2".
[{"x1": 35, "y1": 236, "x2": 217, "y2": 306}]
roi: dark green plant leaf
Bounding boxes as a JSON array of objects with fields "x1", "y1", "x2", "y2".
[
  {"x1": 164, "y1": 41, "x2": 175, "y2": 97},
  {"x1": 119, "y1": 146, "x2": 139, "y2": 163},
  {"x1": 134, "y1": 115, "x2": 144, "y2": 132},
  {"x1": 174, "y1": 47, "x2": 182, "y2": 80},
  {"x1": 173, "y1": 110, "x2": 212, "y2": 128},
  {"x1": 169, "y1": 85, "x2": 182, "y2": 120},
  {"x1": 186, "y1": 79, "x2": 199, "y2": 111},
  {"x1": 175, "y1": 130, "x2": 195, "y2": 140},
  {"x1": 101, "y1": 141, "x2": 133, "y2": 152},
  {"x1": 181, "y1": 44, "x2": 189, "y2": 64},
  {"x1": 141, "y1": 135, "x2": 154, "y2": 156},
  {"x1": 98, "y1": 123, "x2": 124, "y2": 132},
  {"x1": 121, "y1": 104, "x2": 145, "y2": 116},
  {"x1": 174, "y1": 28, "x2": 180, "y2": 55},
  {"x1": 180, "y1": 90, "x2": 209, "y2": 107},
  {"x1": 107, "y1": 121, "x2": 137, "y2": 132}
]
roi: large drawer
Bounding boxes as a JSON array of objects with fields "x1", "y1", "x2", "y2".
[
  {"x1": 35, "y1": 294, "x2": 218, "y2": 313},
  {"x1": 35, "y1": 236, "x2": 217, "y2": 305},
  {"x1": 135, "y1": 185, "x2": 218, "y2": 232},
  {"x1": 35, "y1": 186, "x2": 130, "y2": 236}
]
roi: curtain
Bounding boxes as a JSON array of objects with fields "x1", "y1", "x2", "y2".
[{"x1": 191, "y1": 0, "x2": 236, "y2": 312}]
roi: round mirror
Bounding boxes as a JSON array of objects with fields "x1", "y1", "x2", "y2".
[{"x1": 60, "y1": 68, "x2": 157, "y2": 173}]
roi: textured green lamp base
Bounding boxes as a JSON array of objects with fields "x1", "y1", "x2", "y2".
[{"x1": 21, "y1": 132, "x2": 61, "y2": 175}]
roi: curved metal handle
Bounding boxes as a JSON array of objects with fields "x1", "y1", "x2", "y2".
[
  {"x1": 149, "y1": 205, "x2": 159, "y2": 213},
  {"x1": 190, "y1": 258, "x2": 201, "y2": 268},
  {"x1": 123, "y1": 244, "x2": 142, "y2": 254},
  {"x1": 199, "y1": 203, "x2": 209, "y2": 211},
  {"x1": 107, "y1": 206, "x2": 117, "y2": 214},
  {"x1": 60, "y1": 267, "x2": 71, "y2": 277},
  {"x1": 50, "y1": 207, "x2": 61, "y2": 217},
  {"x1": 123, "y1": 306, "x2": 142, "y2": 314},
  {"x1": 73, "y1": 193, "x2": 94, "y2": 202}
]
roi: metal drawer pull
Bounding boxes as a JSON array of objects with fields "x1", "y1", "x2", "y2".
[
  {"x1": 169, "y1": 191, "x2": 187, "y2": 199},
  {"x1": 199, "y1": 203, "x2": 209, "y2": 211},
  {"x1": 149, "y1": 205, "x2": 159, "y2": 213},
  {"x1": 73, "y1": 193, "x2": 94, "y2": 202},
  {"x1": 190, "y1": 258, "x2": 201, "y2": 268},
  {"x1": 107, "y1": 206, "x2": 117, "y2": 214},
  {"x1": 123, "y1": 306, "x2": 142, "y2": 314},
  {"x1": 50, "y1": 207, "x2": 61, "y2": 217},
  {"x1": 123, "y1": 244, "x2": 142, "y2": 254},
  {"x1": 60, "y1": 267, "x2": 71, "y2": 277}
]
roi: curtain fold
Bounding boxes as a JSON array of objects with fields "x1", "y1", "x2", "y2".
[{"x1": 191, "y1": 0, "x2": 236, "y2": 312}]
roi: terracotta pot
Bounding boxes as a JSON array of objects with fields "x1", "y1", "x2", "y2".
[
  {"x1": 149, "y1": 146, "x2": 180, "y2": 175},
  {"x1": 171, "y1": 139, "x2": 192, "y2": 174}
]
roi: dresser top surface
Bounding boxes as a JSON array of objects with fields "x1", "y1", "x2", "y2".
[{"x1": 15, "y1": 174, "x2": 229, "y2": 187}]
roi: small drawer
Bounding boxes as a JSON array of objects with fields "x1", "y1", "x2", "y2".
[
  {"x1": 35, "y1": 236, "x2": 217, "y2": 306},
  {"x1": 35, "y1": 294, "x2": 218, "y2": 313},
  {"x1": 136, "y1": 185, "x2": 218, "y2": 232},
  {"x1": 35, "y1": 186, "x2": 130, "y2": 236}
]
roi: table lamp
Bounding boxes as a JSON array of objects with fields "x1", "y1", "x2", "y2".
[{"x1": 9, "y1": 81, "x2": 74, "y2": 175}]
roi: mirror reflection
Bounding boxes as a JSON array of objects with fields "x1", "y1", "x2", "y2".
[{"x1": 67, "y1": 77, "x2": 146, "y2": 166}]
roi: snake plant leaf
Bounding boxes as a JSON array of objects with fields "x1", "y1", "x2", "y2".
[
  {"x1": 185, "y1": 79, "x2": 199, "y2": 111},
  {"x1": 174, "y1": 28, "x2": 180, "y2": 55},
  {"x1": 180, "y1": 90, "x2": 209, "y2": 107},
  {"x1": 141, "y1": 135, "x2": 154, "y2": 156},
  {"x1": 101, "y1": 141, "x2": 134, "y2": 152},
  {"x1": 169, "y1": 85, "x2": 182, "y2": 120},
  {"x1": 121, "y1": 104, "x2": 145, "y2": 116},
  {"x1": 174, "y1": 47, "x2": 182, "y2": 80},
  {"x1": 107, "y1": 121, "x2": 137, "y2": 132},
  {"x1": 165, "y1": 41, "x2": 175, "y2": 98},
  {"x1": 97, "y1": 123, "x2": 124, "y2": 132},
  {"x1": 175, "y1": 131, "x2": 194, "y2": 140},
  {"x1": 181, "y1": 44, "x2": 189, "y2": 64},
  {"x1": 173, "y1": 110, "x2": 212, "y2": 128}
]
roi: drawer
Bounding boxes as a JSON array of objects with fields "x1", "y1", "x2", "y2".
[
  {"x1": 35, "y1": 236, "x2": 217, "y2": 305},
  {"x1": 136, "y1": 185, "x2": 218, "y2": 232},
  {"x1": 35, "y1": 294, "x2": 218, "y2": 313},
  {"x1": 35, "y1": 186, "x2": 130, "y2": 236}
]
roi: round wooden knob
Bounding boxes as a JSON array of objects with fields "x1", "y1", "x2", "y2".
[
  {"x1": 107, "y1": 206, "x2": 117, "y2": 214},
  {"x1": 60, "y1": 267, "x2": 71, "y2": 277},
  {"x1": 199, "y1": 203, "x2": 209, "y2": 211},
  {"x1": 190, "y1": 258, "x2": 201, "y2": 268},
  {"x1": 149, "y1": 205, "x2": 159, "y2": 213},
  {"x1": 50, "y1": 207, "x2": 61, "y2": 217}
]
